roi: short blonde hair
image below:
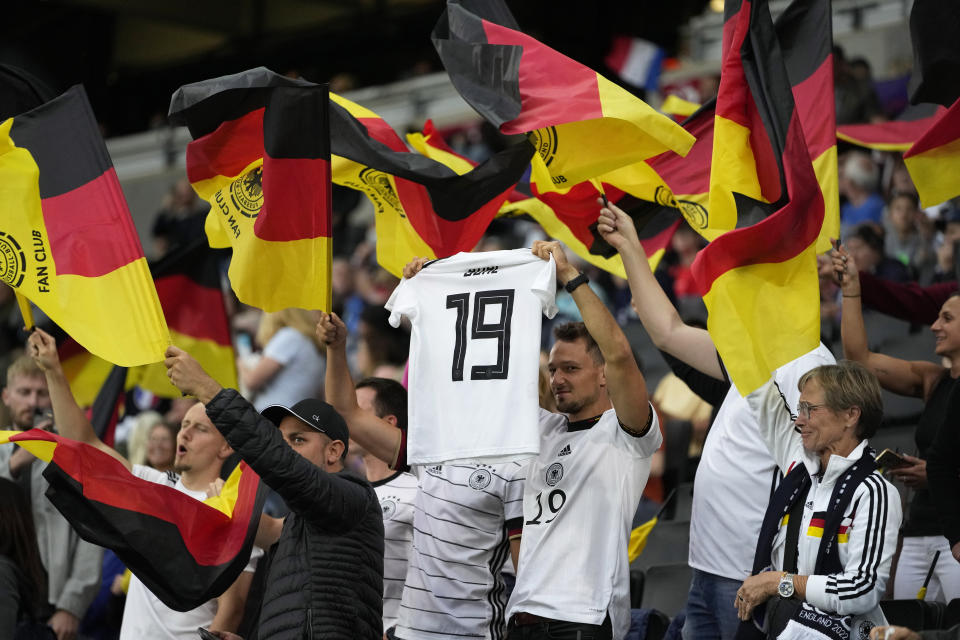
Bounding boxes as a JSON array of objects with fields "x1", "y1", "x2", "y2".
[
  {"x1": 798, "y1": 360, "x2": 883, "y2": 440},
  {"x1": 6, "y1": 355, "x2": 43, "y2": 386},
  {"x1": 255, "y1": 308, "x2": 322, "y2": 351}
]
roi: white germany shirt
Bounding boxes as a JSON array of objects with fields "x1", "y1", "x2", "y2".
[
  {"x1": 507, "y1": 407, "x2": 662, "y2": 639},
  {"x1": 386, "y1": 249, "x2": 557, "y2": 465},
  {"x1": 373, "y1": 470, "x2": 419, "y2": 631}
]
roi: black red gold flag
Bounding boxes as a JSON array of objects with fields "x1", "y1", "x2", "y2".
[
  {"x1": 0, "y1": 86, "x2": 169, "y2": 365},
  {"x1": 904, "y1": 96, "x2": 960, "y2": 206},
  {"x1": 1, "y1": 429, "x2": 267, "y2": 612},
  {"x1": 690, "y1": 0, "x2": 823, "y2": 395},
  {"x1": 837, "y1": 102, "x2": 946, "y2": 151}
]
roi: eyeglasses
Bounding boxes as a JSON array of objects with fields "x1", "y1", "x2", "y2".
[{"x1": 796, "y1": 401, "x2": 827, "y2": 419}]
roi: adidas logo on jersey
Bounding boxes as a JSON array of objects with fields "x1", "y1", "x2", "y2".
[
  {"x1": 426, "y1": 465, "x2": 444, "y2": 477},
  {"x1": 558, "y1": 444, "x2": 572, "y2": 457},
  {"x1": 463, "y1": 266, "x2": 499, "y2": 277}
]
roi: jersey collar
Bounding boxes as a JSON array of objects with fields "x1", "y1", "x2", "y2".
[{"x1": 567, "y1": 414, "x2": 604, "y2": 432}]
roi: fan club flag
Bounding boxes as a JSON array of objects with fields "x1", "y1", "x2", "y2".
[
  {"x1": 60, "y1": 242, "x2": 237, "y2": 408},
  {"x1": 904, "y1": 96, "x2": 960, "y2": 206},
  {"x1": 409, "y1": 121, "x2": 679, "y2": 277},
  {"x1": 432, "y1": 0, "x2": 694, "y2": 193},
  {"x1": 328, "y1": 93, "x2": 532, "y2": 277},
  {"x1": 691, "y1": 0, "x2": 824, "y2": 395},
  {"x1": 169, "y1": 74, "x2": 333, "y2": 312},
  {"x1": 0, "y1": 86, "x2": 169, "y2": 366},
  {"x1": 0, "y1": 429, "x2": 267, "y2": 611},
  {"x1": 837, "y1": 102, "x2": 946, "y2": 151}
]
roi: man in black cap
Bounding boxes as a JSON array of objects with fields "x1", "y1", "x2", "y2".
[{"x1": 165, "y1": 345, "x2": 384, "y2": 640}]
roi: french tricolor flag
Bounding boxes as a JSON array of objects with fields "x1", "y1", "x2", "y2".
[{"x1": 605, "y1": 36, "x2": 666, "y2": 92}]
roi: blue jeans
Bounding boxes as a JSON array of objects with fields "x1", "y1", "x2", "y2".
[{"x1": 681, "y1": 569, "x2": 742, "y2": 640}]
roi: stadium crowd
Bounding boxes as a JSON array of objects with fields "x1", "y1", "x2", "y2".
[{"x1": 2, "y1": 18, "x2": 960, "y2": 640}]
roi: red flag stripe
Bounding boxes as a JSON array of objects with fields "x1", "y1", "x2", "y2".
[
  {"x1": 154, "y1": 274, "x2": 231, "y2": 346},
  {"x1": 254, "y1": 156, "x2": 332, "y2": 241},
  {"x1": 186, "y1": 110, "x2": 265, "y2": 184}
]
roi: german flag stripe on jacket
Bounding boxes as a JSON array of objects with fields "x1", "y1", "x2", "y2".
[
  {"x1": 690, "y1": 0, "x2": 823, "y2": 396},
  {"x1": 431, "y1": 0, "x2": 694, "y2": 193},
  {"x1": 904, "y1": 96, "x2": 960, "y2": 207},
  {"x1": 0, "y1": 86, "x2": 169, "y2": 366},
  {"x1": 169, "y1": 71, "x2": 333, "y2": 312},
  {"x1": 1, "y1": 429, "x2": 267, "y2": 612}
]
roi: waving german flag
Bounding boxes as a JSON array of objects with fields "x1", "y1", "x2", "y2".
[
  {"x1": 837, "y1": 103, "x2": 945, "y2": 151},
  {"x1": 169, "y1": 73, "x2": 332, "y2": 312},
  {"x1": 691, "y1": 0, "x2": 823, "y2": 395},
  {"x1": 1, "y1": 429, "x2": 266, "y2": 611},
  {"x1": 0, "y1": 86, "x2": 169, "y2": 366},
  {"x1": 904, "y1": 96, "x2": 960, "y2": 206},
  {"x1": 432, "y1": 0, "x2": 694, "y2": 193}
]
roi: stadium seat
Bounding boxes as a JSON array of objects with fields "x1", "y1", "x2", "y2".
[
  {"x1": 880, "y1": 599, "x2": 944, "y2": 630},
  {"x1": 633, "y1": 520, "x2": 690, "y2": 570},
  {"x1": 944, "y1": 598, "x2": 960, "y2": 628},
  {"x1": 640, "y1": 563, "x2": 692, "y2": 617}
]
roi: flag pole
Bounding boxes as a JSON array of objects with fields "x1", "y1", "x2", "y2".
[{"x1": 15, "y1": 292, "x2": 34, "y2": 331}]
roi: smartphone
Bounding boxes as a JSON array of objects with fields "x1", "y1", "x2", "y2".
[
  {"x1": 832, "y1": 238, "x2": 844, "y2": 283},
  {"x1": 32, "y1": 408, "x2": 53, "y2": 428},
  {"x1": 197, "y1": 628, "x2": 219, "y2": 640},
  {"x1": 875, "y1": 448, "x2": 910, "y2": 470}
]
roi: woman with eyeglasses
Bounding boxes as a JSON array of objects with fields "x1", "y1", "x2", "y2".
[
  {"x1": 734, "y1": 359, "x2": 901, "y2": 639},
  {"x1": 833, "y1": 244, "x2": 960, "y2": 603}
]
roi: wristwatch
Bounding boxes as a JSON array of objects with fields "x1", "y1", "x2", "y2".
[
  {"x1": 778, "y1": 573, "x2": 795, "y2": 598},
  {"x1": 563, "y1": 272, "x2": 589, "y2": 294}
]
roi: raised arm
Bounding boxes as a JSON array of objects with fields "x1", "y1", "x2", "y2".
[
  {"x1": 316, "y1": 312, "x2": 404, "y2": 467},
  {"x1": 27, "y1": 329, "x2": 130, "y2": 469},
  {"x1": 833, "y1": 246, "x2": 942, "y2": 399},
  {"x1": 596, "y1": 202, "x2": 723, "y2": 380},
  {"x1": 532, "y1": 240, "x2": 651, "y2": 432}
]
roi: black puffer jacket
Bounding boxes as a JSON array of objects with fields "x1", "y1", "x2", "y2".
[{"x1": 206, "y1": 389, "x2": 384, "y2": 640}]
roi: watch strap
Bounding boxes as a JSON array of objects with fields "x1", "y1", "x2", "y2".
[{"x1": 563, "y1": 272, "x2": 589, "y2": 294}]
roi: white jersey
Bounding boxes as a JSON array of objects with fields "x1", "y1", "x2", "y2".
[
  {"x1": 373, "y1": 470, "x2": 419, "y2": 631},
  {"x1": 120, "y1": 465, "x2": 260, "y2": 640},
  {"x1": 393, "y1": 438, "x2": 526, "y2": 640},
  {"x1": 386, "y1": 249, "x2": 557, "y2": 465},
  {"x1": 507, "y1": 407, "x2": 662, "y2": 639},
  {"x1": 688, "y1": 344, "x2": 835, "y2": 581}
]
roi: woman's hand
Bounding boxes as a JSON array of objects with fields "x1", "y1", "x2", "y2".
[
  {"x1": 735, "y1": 572, "x2": 780, "y2": 621},
  {"x1": 889, "y1": 454, "x2": 927, "y2": 489}
]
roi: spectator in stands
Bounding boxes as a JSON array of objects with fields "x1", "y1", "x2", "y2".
[
  {"x1": 150, "y1": 179, "x2": 208, "y2": 258},
  {"x1": 24, "y1": 330, "x2": 256, "y2": 639},
  {"x1": 356, "y1": 306, "x2": 409, "y2": 381},
  {"x1": 126, "y1": 411, "x2": 177, "y2": 472},
  {"x1": 847, "y1": 224, "x2": 911, "y2": 283},
  {"x1": 927, "y1": 380, "x2": 960, "y2": 568},
  {"x1": 834, "y1": 46, "x2": 884, "y2": 125},
  {"x1": 933, "y1": 208, "x2": 960, "y2": 283},
  {"x1": 241, "y1": 308, "x2": 325, "y2": 413},
  {"x1": 0, "y1": 477, "x2": 50, "y2": 639},
  {"x1": 840, "y1": 152, "x2": 885, "y2": 234},
  {"x1": 598, "y1": 202, "x2": 833, "y2": 640},
  {"x1": 885, "y1": 191, "x2": 936, "y2": 281},
  {"x1": 833, "y1": 247, "x2": 960, "y2": 602},
  {"x1": 0, "y1": 354, "x2": 103, "y2": 640},
  {"x1": 738, "y1": 361, "x2": 900, "y2": 634},
  {"x1": 165, "y1": 345, "x2": 385, "y2": 640}
]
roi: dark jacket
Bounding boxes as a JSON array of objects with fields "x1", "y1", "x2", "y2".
[{"x1": 206, "y1": 389, "x2": 384, "y2": 640}]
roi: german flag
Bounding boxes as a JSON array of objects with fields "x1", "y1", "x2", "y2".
[
  {"x1": 690, "y1": 0, "x2": 823, "y2": 395},
  {"x1": 61, "y1": 241, "x2": 236, "y2": 407},
  {"x1": 432, "y1": 0, "x2": 694, "y2": 193},
  {"x1": 409, "y1": 121, "x2": 679, "y2": 277},
  {"x1": 1, "y1": 428, "x2": 266, "y2": 612},
  {"x1": 660, "y1": 95, "x2": 701, "y2": 120},
  {"x1": 169, "y1": 74, "x2": 333, "y2": 312},
  {"x1": 328, "y1": 93, "x2": 532, "y2": 276},
  {"x1": 0, "y1": 86, "x2": 169, "y2": 366},
  {"x1": 903, "y1": 97, "x2": 960, "y2": 206},
  {"x1": 837, "y1": 103, "x2": 945, "y2": 151}
]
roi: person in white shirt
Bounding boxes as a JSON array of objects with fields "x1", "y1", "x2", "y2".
[
  {"x1": 25, "y1": 328, "x2": 256, "y2": 640},
  {"x1": 596, "y1": 202, "x2": 834, "y2": 640},
  {"x1": 503, "y1": 241, "x2": 660, "y2": 640},
  {"x1": 354, "y1": 377, "x2": 418, "y2": 634}
]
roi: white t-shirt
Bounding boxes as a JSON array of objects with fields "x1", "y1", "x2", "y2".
[
  {"x1": 507, "y1": 408, "x2": 662, "y2": 639},
  {"x1": 394, "y1": 455, "x2": 527, "y2": 640},
  {"x1": 252, "y1": 327, "x2": 325, "y2": 412},
  {"x1": 119, "y1": 465, "x2": 260, "y2": 640},
  {"x1": 373, "y1": 470, "x2": 418, "y2": 631},
  {"x1": 386, "y1": 249, "x2": 558, "y2": 465},
  {"x1": 688, "y1": 344, "x2": 835, "y2": 581}
]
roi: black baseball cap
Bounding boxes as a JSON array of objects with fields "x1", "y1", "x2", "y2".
[{"x1": 262, "y1": 399, "x2": 350, "y2": 457}]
